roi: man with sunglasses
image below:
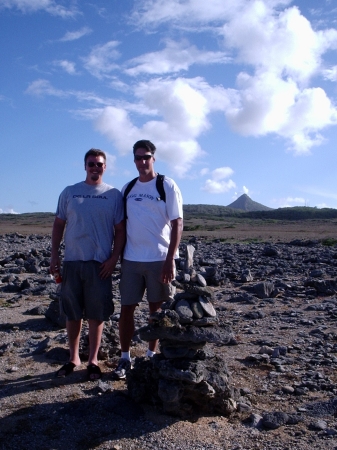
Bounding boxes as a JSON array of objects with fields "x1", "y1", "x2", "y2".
[
  {"x1": 50, "y1": 149, "x2": 125, "y2": 381},
  {"x1": 113, "y1": 140, "x2": 183, "y2": 380}
]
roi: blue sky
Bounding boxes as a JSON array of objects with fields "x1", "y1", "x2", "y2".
[{"x1": 1, "y1": 0, "x2": 337, "y2": 213}]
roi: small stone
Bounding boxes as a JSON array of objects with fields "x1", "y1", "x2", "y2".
[
  {"x1": 198, "y1": 296, "x2": 216, "y2": 317},
  {"x1": 175, "y1": 299, "x2": 193, "y2": 323},
  {"x1": 309, "y1": 420, "x2": 327, "y2": 431},
  {"x1": 282, "y1": 385, "x2": 295, "y2": 394},
  {"x1": 196, "y1": 273, "x2": 207, "y2": 287},
  {"x1": 262, "y1": 411, "x2": 289, "y2": 429},
  {"x1": 190, "y1": 301, "x2": 204, "y2": 319}
]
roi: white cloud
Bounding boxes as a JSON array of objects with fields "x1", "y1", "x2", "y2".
[
  {"x1": 82, "y1": 41, "x2": 120, "y2": 79},
  {"x1": 273, "y1": 196, "x2": 306, "y2": 207},
  {"x1": 125, "y1": 40, "x2": 230, "y2": 76},
  {"x1": 25, "y1": 79, "x2": 112, "y2": 106},
  {"x1": 105, "y1": 153, "x2": 117, "y2": 175},
  {"x1": 0, "y1": 207, "x2": 19, "y2": 214},
  {"x1": 25, "y1": 79, "x2": 67, "y2": 97},
  {"x1": 131, "y1": 0, "x2": 293, "y2": 27},
  {"x1": 53, "y1": 60, "x2": 77, "y2": 75},
  {"x1": 129, "y1": 1, "x2": 337, "y2": 156},
  {"x1": 202, "y1": 166, "x2": 236, "y2": 194},
  {"x1": 323, "y1": 65, "x2": 337, "y2": 81},
  {"x1": 211, "y1": 167, "x2": 233, "y2": 181},
  {"x1": 202, "y1": 179, "x2": 236, "y2": 194},
  {"x1": 94, "y1": 77, "x2": 212, "y2": 176},
  {"x1": 200, "y1": 168, "x2": 209, "y2": 176},
  {"x1": 232, "y1": 186, "x2": 249, "y2": 200},
  {"x1": 59, "y1": 27, "x2": 92, "y2": 42},
  {"x1": 0, "y1": 0, "x2": 78, "y2": 17}
]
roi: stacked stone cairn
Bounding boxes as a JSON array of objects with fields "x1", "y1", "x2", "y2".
[{"x1": 126, "y1": 243, "x2": 239, "y2": 417}]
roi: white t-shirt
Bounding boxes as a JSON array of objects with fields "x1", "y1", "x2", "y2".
[
  {"x1": 56, "y1": 181, "x2": 124, "y2": 262},
  {"x1": 122, "y1": 176, "x2": 183, "y2": 262}
]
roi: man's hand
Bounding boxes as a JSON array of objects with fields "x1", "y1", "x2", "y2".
[
  {"x1": 161, "y1": 257, "x2": 176, "y2": 284},
  {"x1": 50, "y1": 216, "x2": 66, "y2": 276},
  {"x1": 50, "y1": 255, "x2": 61, "y2": 275},
  {"x1": 99, "y1": 256, "x2": 118, "y2": 279}
]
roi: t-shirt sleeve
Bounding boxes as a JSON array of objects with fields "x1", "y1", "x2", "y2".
[
  {"x1": 165, "y1": 179, "x2": 183, "y2": 221},
  {"x1": 113, "y1": 189, "x2": 125, "y2": 225},
  {"x1": 55, "y1": 188, "x2": 68, "y2": 221}
]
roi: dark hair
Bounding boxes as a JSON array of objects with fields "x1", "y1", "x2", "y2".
[
  {"x1": 84, "y1": 148, "x2": 106, "y2": 165},
  {"x1": 133, "y1": 140, "x2": 156, "y2": 155}
]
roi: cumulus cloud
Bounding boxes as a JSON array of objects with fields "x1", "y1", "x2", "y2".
[
  {"x1": 219, "y1": 4, "x2": 337, "y2": 153},
  {"x1": 0, "y1": 207, "x2": 19, "y2": 214},
  {"x1": 59, "y1": 27, "x2": 92, "y2": 42},
  {"x1": 131, "y1": 0, "x2": 294, "y2": 28},
  {"x1": 25, "y1": 79, "x2": 112, "y2": 106},
  {"x1": 53, "y1": 60, "x2": 77, "y2": 75},
  {"x1": 94, "y1": 77, "x2": 212, "y2": 176},
  {"x1": 274, "y1": 196, "x2": 306, "y2": 207},
  {"x1": 128, "y1": 0, "x2": 337, "y2": 155},
  {"x1": 22, "y1": 0, "x2": 337, "y2": 179},
  {"x1": 25, "y1": 79, "x2": 67, "y2": 97},
  {"x1": 201, "y1": 166, "x2": 236, "y2": 194},
  {"x1": 232, "y1": 186, "x2": 250, "y2": 200},
  {"x1": 105, "y1": 153, "x2": 117, "y2": 175},
  {"x1": 125, "y1": 40, "x2": 230, "y2": 76},
  {"x1": 82, "y1": 41, "x2": 120, "y2": 79},
  {"x1": 323, "y1": 65, "x2": 337, "y2": 81},
  {"x1": 0, "y1": 0, "x2": 78, "y2": 17}
]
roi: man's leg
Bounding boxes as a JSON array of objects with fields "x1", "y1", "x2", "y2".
[
  {"x1": 66, "y1": 319, "x2": 82, "y2": 365},
  {"x1": 88, "y1": 319, "x2": 104, "y2": 366},
  {"x1": 55, "y1": 319, "x2": 82, "y2": 377},
  {"x1": 112, "y1": 304, "x2": 137, "y2": 379},
  {"x1": 119, "y1": 304, "x2": 137, "y2": 352},
  {"x1": 148, "y1": 300, "x2": 163, "y2": 352}
]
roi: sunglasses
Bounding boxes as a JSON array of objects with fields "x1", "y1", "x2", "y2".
[
  {"x1": 134, "y1": 154, "x2": 152, "y2": 161},
  {"x1": 87, "y1": 162, "x2": 104, "y2": 168}
]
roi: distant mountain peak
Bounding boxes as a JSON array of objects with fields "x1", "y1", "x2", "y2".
[{"x1": 226, "y1": 194, "x2": 272, "y2": 212}]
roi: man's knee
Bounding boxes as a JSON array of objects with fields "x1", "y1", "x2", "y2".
[{"x1": 120, "y1": 304, "x2": 137, "y2": 320}]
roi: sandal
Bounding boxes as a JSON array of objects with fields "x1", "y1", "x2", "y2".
[
  {"x1": 87, "y1": 363, "x2": 102, "y2": 381},
  {"x1": 56, "y1": 362, "x2": 76, "y2": 378}
]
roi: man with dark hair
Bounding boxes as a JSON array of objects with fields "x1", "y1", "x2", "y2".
[
  {"x1": 50, "y1": 149, "x2": 125, "y2": 380},
  {"x1": 113, "y1": 140, "x2": 183, "y2": 379}
]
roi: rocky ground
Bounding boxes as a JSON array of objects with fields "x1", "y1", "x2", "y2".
[{"x1": 1, "y1": 231, "x2": 337, "y2": 449}]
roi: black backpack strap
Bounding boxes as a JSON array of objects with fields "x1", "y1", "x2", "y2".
[
  {"x1": 156, "y1": 174, "x2": 166, "y2": 202},
  {"x1": 124, "y1": 174, "x2": 166, "y2": 220},
  {"x1": 123, "y1": 177, "x2": 138, "y2": 220}
]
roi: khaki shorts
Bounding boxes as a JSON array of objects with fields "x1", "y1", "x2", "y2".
[
  {"x1": 61, "y1": 260, "x2": 113, "y2": 321},
  {"x1": 119, "y1": 259, "x2": 175, "y2": 306}
]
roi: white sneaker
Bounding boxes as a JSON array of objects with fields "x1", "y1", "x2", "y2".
[{"x1": 112, "y1": 358, "x2": 132, "y2": 380}]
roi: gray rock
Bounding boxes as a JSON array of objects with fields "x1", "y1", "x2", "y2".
[
  {"x1": 190, "y1": 301, "x2": 204, "y2": 319},
  {"x1": 262, "y1": 411, "x2": 289, "y2": 429},
  {"x1": 175, "y1": 299, "x2": 193, "y2": 324},
  {"x1": 198, "y1": 295, "x2": 216, "y2": 317},
  {"x1": 196, "y1": 273, "x2": 207, "y2": 287}
]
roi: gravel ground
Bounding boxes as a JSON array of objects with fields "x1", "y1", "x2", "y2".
[{"x1": 1, "y1": 227, "x2": 337, "y2": 449}]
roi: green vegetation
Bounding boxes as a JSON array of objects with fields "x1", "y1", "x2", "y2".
[
  {"x1": 184, "y1": 204, "x2": 337, "y2": 221},
  {"x1": 321, "y1": 238, "x2": 337, "y2": 247}
]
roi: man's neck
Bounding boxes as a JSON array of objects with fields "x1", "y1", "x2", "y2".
[
  {"x1": 84, "y1": 178, "x2": 103, "y2": 186},
  {"x1": 138, "y1": 171, "x2": 156, "y2": 182}
]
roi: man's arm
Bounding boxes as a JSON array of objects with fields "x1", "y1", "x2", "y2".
[
  {"x1": 161, "y1": 217, "x2": 183, "y2": 284},
  {"x1": 99, "y1": 220, "x2": 126, "y2": 279},
  {"x1": 50, "y1": 216, "x2": 66, "y2": 275}
]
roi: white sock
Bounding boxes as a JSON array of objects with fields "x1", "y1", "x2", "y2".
[
  {"x1": 146, "y1": 349, "x2": 156, "y2": 358},
  {"x1": 121, "y1": 351, "x2": 131, "y2": 361}
]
